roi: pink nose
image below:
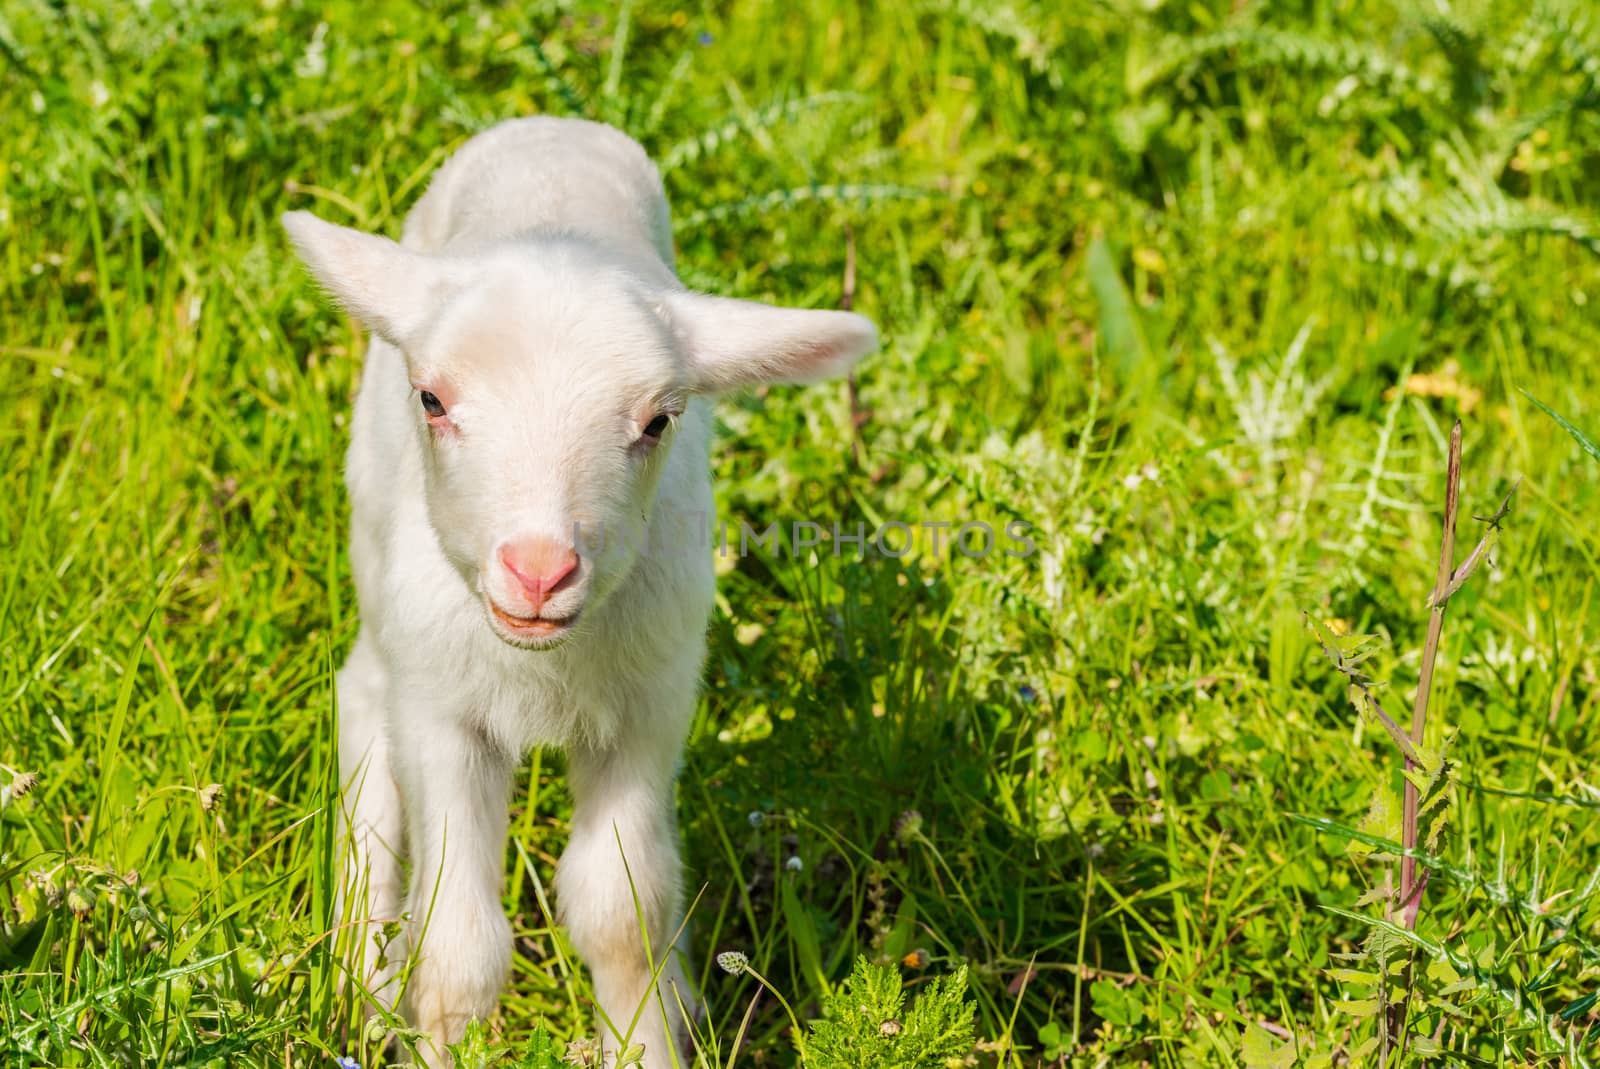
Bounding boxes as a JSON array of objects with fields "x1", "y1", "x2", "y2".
[{"x1": 498, "y1": 537, "x2": 578, "y2": 613}]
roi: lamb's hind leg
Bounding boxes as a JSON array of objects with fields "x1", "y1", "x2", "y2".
[
  {"x1": 557, "y1": 735, "x2": 698, "y2": 1069},
  {"x1": 335, "y1": 632, "x2": 406, "y2": 1015}
]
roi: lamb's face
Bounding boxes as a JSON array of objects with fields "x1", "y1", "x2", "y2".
[
  {"x1": 284, "y1": 210, "x2": 878, "y2": 651},
  {"x1": 405, "y1": 258, "x2": 689, "y2": 647}
]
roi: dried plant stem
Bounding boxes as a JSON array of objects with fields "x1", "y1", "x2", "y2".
[
  {"x1": 1387, "y1": 422, "x2": 1465, "y2": 1061},
  {"x1": 839, "y1": 221, "x2": 857, "y2": 314},
  {"x1": 840, "y1": 222, "x2": 869, "y2": 468},
  {"x1": 1360, "y1": 422, "x2": 1517, "y2": 1064},
  {"x1": 1399, "y1": 420, "x2": 1461, "y2": 926}
]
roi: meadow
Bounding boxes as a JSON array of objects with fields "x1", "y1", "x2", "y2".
[{"x1": 2, "y1": 0, "x2": 1599, "y2": 1065}]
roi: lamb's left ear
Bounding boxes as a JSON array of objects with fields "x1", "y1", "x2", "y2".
[{"x1": 661, "y1": 291, "x2": 878, "y2": 393}]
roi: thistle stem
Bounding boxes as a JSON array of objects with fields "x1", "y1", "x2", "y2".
[{"x1": 1399, "y1": 420, "x2": 1461, "y2": 926}]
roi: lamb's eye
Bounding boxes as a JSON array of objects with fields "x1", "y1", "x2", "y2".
[
  {"x1": 419, "y1": 391, "x2": 446, "y2": 418},
  {"x1": 641, "y1": 413, "x2": 671, "y2": 440}
]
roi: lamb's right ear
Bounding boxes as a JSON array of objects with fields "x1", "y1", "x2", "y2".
[
  {"x1": 661, "y1": 291, "x2": 879, "y2": 393},
  {"x1": 282, "y1": 211, "x2": 441, "y2": 348}
]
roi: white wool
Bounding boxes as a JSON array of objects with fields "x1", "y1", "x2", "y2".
[{"x1": 284, "y1": 116, "x2": 876, "y2": 1068}]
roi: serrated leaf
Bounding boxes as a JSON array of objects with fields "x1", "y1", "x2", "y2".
[
  {"x1": 1240, "y1": 1024, "x2": 1297, "y2": 1069},
  {"x1": 1411, "y1": 1035, "x2": 1443, "y2": 1056},
  {"x1": 1305, "y1": 614, "x2": 1385, "y2": 667},
  {"x1": 1418, "y1": 782, "x2": 1451, "y2": 817},
  {"x1": 1353, "y1": 787, "x2": 1402, "y2": 851},
  {"x1": 1425, "y1": 958, "x2": 1462, "y2": 984},
  {"x1": 515, "y1": 1028, "x2": 565, "y2": 1069},
  {"x1": 1330, "y1": 968, "x2": 1380, "y2": 985},
  {"x1": 1355, "y1": 883, "x2": 1392, "y2": 908},
  {"x1": 1361, "y1": 923, "x2": 1410, "y2": 962},
  {"x1": 1403, "y1": 764, "x2": 1442, "y2": 794},
  {"x1": 1334, "y1": 998, "x2": 1382, "y2": 1016},
  {"x1": 1426, "y1": 806, "x2": 1450, "y2": 852}
]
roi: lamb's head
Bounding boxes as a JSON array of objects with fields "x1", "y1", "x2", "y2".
[{"x1": 284, "y1": 211, "x2": 877, "y2": 648}]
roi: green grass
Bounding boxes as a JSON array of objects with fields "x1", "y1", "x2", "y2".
[{"x1": 3, "y1": 0, "x2": 1599, "y2": 1065}]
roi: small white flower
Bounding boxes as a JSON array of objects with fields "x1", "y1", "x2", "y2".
[
  {"x1": 716, "y1": 950, "x2": 749, "y2": 975},
  {"x1": 747, "y1": 811, "x2": 766, "y2": 828},
  {"x1": 296, "y1": 22, "x2": 329, "y2": 78},
  {"x1": 785, "y1": 855, "x2": 803, "y2": 873},
  {"x1": 895, "y1": 809, "x2": 923, "y2": 843},
  {"x1": 67, "y1": 885, "x2": 94, "y2": 917}
]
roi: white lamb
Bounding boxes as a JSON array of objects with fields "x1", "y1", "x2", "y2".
[{"x1": 283, "y1": 117, "x2": 876, "y2": 1067}]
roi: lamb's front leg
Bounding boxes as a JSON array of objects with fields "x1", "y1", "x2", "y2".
[
  {"x1": 393, "y1": 715, "x2": 516, "y2": 1067},
  {"x1": 557, "y1": 738, "x2": 698, "y2": 1069},
  {"x1": 335, "y1": 633, "x2": 405, "y2": 1015}
]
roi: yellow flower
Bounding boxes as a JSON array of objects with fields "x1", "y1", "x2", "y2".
[
  {"x1": 1133, "y1": 247, "x2": 1167, "y2": 274},
  {"x1": 1382, "y1": 359, "x2": 1482, "y2": 413}
]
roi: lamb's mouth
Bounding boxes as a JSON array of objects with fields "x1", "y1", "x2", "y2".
[{"x1": 488, "y1": 601, "x2": 579, "y2": 641}]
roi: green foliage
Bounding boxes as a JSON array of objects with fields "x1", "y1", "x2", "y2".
[
  {"x1": 451, "y1": 1020, "x2": 566, "y2": 1069},
  {"x1": 1, "y1": 0, "x2": 1598, "y2": 1065},
  {"x1": 802, "y1": 958, "x2": 973, "y2": 1069},
  {"x1": 1088, "y1": 979, "x2": 1144, "y2": 1029},
  {"x1": 1525, "y1": 391, "x2": 1600, "y2": 466}
]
